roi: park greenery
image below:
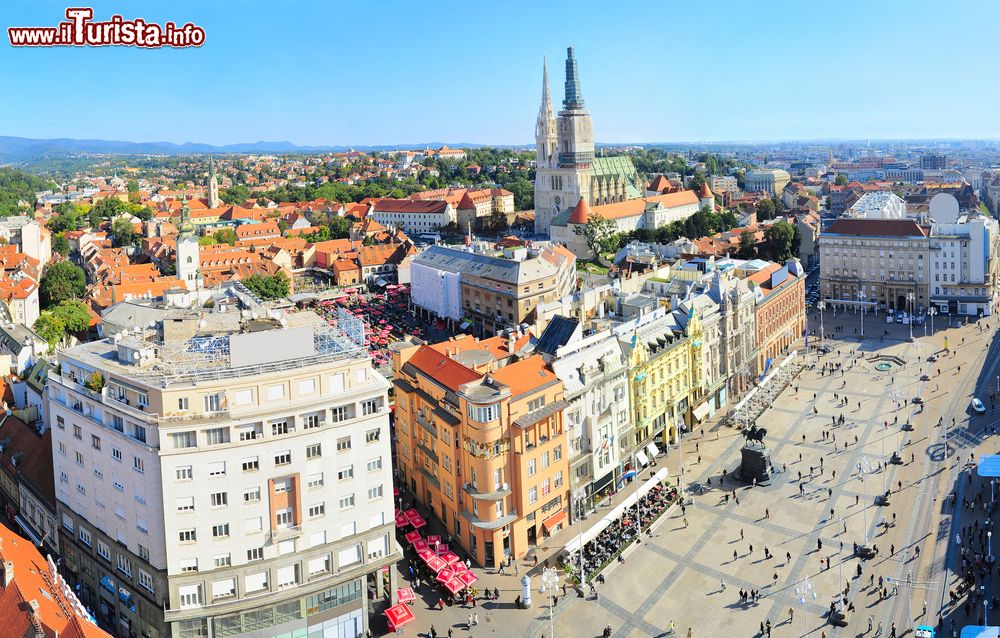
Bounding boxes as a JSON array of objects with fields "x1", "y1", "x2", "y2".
[
  {"x1": 39, "y1": 261, "x2": 87, "y2": 308},
  {"x1": 242, "y1": 272, "x2": 290, "y2": 300}
]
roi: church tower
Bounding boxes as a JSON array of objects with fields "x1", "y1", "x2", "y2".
[
  {"x1": 208, "y1": 156, "x2": 220, "y2": 209},
  {"x1": 176, "y1": 197, "x2": 201, "y2": 291},
  {"x1": 533, "y1": 47, "x2": 594, "y2": 236}
]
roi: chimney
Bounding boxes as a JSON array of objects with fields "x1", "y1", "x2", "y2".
[
  {"x1": 1, "y1": 560, "x2": 13, "y2": 587},
  {"x1": 507, "y1": 335, "x2": 516, "y2": 354}
]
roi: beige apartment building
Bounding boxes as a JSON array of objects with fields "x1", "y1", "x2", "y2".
[
  {"x1": 819, "y1": 218, "x2": 929, "y2": 313},
  {"x1": 392, "y1": 334, "x2": 570, "y2": 569},
  {"x1": 49, "y1": 290, "x2": 400, "y2": 638}
]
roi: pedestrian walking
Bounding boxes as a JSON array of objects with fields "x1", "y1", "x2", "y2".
[
  {"x1": 740, "y1": 528, "x2": 744, "y2": 540},
  {"x1": 789, "y1": 608, "x2": 794, "y2": 622},
  {"x1": 468, "y1": 614, "x2": 473, "y2": 628},
  {"x1": 721, "y1": 578, "x2": 726, "y2": 591},
  {"x1": 683, "y1": 517, "x2": 689, "y2": 528},
  {"x1": 765, "y1": 508, "x2": 769, "y2": 519}
]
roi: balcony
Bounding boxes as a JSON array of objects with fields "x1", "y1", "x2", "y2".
[
  {"x1": 462, "y1": 483, "x2": 511, "y2": 501},
  {"x1": 266, "y1": 524, "x2": 303, "y2": 544},
  {"x1": 418, "y1": 467, "x2": 440, "y2": 489},
  {"x1": 414, "y1": 412, "x2": 438, "y2": 438},
  {"x1": 417, "y1": 441, "x2": 439, "y2": 464},
  {"x1": 458, "y1": 508, "x2": 518, "y2": 530}
]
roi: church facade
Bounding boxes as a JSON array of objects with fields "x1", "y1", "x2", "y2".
[{"x1": 533, "y1": 48, "x2": 645, "y2": 236}]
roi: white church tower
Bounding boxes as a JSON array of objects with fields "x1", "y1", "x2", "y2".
[
  {"x1": 533, "y1": 47, "x2": 595, "y2": 236},
  {"x1": 208, "y1": 156, "x2": 221, "y2": 209},
  {"x1": 176, "y1": 197, "x2": 201, "y2": 291}
]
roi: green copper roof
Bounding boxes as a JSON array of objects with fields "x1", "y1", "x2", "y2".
[{"x1": 592, "y1": 156, "x2": 642, "y2": 198}]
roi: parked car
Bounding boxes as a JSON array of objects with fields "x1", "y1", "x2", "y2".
[
  {"x1": 972, "y1": 398, "x2": 986, "y2": 414},
  {"x1": 927, "y1": 354, "x2": 938, "y2": 362}
]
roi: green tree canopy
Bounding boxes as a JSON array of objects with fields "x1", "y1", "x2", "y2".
[
  {"x1": 755, "y1": 197, "x2": 776, "y2": 221},
  {"x1": 0, "y1": 167, "x2": 56, "y2": 216},
  {"x1": 834, "y1": 173, "x2": 848, "y2": 186},
  {"x1": 110, "y1": 217, "x2": 137, "y2": 248},
  {"x1": 763, "y1": 220, "x2": 797, "y2": 261},
  {"x1": 52, "y1": 233, "x2": 70, "y2": 256},
  {"x1": 51, "y1": 300, "x2": 91, "y2": 333},
  {"x1": 213, "y1": 228, "x2": 238, "y2": 245},
  {"x1": 736, "y1": 230, "x2": 757, "y2": 259},
  {"x1": 220, "y1": 185, "x2": 252, "y2": 205},
  {"x1": 39, "y1": 261, "x2": 86, "y2": 308},
  {"x1": 33, "y1": 312, "x2": 65, "y2": 348},
  {"x1": 91, "y1": 197, "x2": 127, "y2": 220},
  {"x1": 242, "y1": 272, "x2": 289, "y2": 300},
  {"x1": 574, "y1": 213, "x2": 623, "y2": 256}
]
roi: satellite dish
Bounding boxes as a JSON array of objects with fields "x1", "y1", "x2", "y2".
[{"x1": 132, "y1": 352, "x2": 140, "y2": 360}]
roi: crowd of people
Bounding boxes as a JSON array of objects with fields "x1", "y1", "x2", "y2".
[{"x1": 568, "y1": 482, "x2": 678, "y2": 579}]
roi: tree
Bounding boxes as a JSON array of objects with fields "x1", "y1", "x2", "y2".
[
  {"x1": 736, "y1": 230, "x2": 757, "y2": 259},
  {"x1": 688, "y1": 172, "x2": 707, "y2": 193},
  {"x1": 242, "y1": 272, "x2": 290, "y2": 300},
  {"x1": 834, "y1": 173, "x2": 848, "y2": 186},
  {"x1": 220, "y1": 185, "x2": 252, "y2": 205},
  {"x1": 39, "y1": 261, "x2": 86, "y2": 308},
  {"x1": 763, "y1": 220, "x2": 796, "y2": 261},
  {"x1": 574, "y1": 213, "x2": 621, "y2": 257},
  {"x1": 84, "y1": 371, "x2": 105, "y2": 393},
  {"x1": 33, "y1": 312, "x2": 65, "y2": 348},
  {"x1": 52, "y1": 233, "x2": 70, "y2": 256},
  {"x1": 52, "y1": 300, "x2": 91, "y2": 333},
  {"x1": 755, "y1": 197, "x2": 776, "y2": 221},
  {"x1": 91, "y1": 197, "x2": 127, "y2": 220},
  {"x1": 213, "y1": 228, "x2": 237, "y2": 245},
  {"x1": 329, "y1": 216, "x2": 350, "y2": 239},
  {"x1": 110, "y1": 217, "x2": 137, "y2": 248},
  {"x1": 126, "y1": 179, "x2": 139, "y2": 193}
]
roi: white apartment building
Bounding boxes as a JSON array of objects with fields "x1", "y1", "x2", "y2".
[
  {"x1": 48, "y1": 291, "x2": 400, "y2": 638},
  {"x1": 708, "y1": 175, "x2": 738, "y2": 194},
  {"x1": 370, "y1": 199, "x2": 456, "y2": 233},
  {"x1": 929, "y1": 215, "x2": 1000, "y2": 316}
]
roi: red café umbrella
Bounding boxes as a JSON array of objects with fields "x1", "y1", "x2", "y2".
[
  {"x1": 450, "y1": 562, "x2": 467, "y2": 575},
  {"x1": 395, "y1": 514, "x2": 409, "y2": 528},
  {"x1": 435, "y1": 544, "x2": 449, "y2": 555},
  {"x1": 427, "y1": 535, "x2": 441, "y2": 546},
  {"x1": 435, "y1": 568, "x2": 455, "y2": 584},
  {"x1": 404, "y1": 508, "x2": 420, "y2": 520},
  {"x1": 409, "y1": 515, "x2": 427, "y2": 530},
  {"x1": 442, "y1": 577, "x2": 464, "y2": 595},
  {"x1": 396, "y1": 587, "x2": 416, "y2": 604},
  {"x1": 441, "y1": 551, "x2": 461, "y2": 565},
  {"x1": 404, "y1": 531, "x2": 421, "y2": 544},
  {"x1": 385, "y1": 603, "x2": 415, "y2": 631},
  {"x1": 425, "y1": 555, "x2": 447, "y2": 573},
  {"x1": 412, "y1": 539, "x2": 429, "y2": 552},
  {"x1": 417, "y1": 548, "x2": 436, "y2": 562},
  {"x1": 457, "y1": 571, "x2": 478, "y2": 588}
]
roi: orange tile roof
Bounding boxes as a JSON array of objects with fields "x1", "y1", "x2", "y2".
[
  {"x1": 405, "y1": 346, "x2": 481, "y2": 392},
  {"x1": 0, "y1": 521, "x2": 111, "y2": 638},
  {"x1": 489, "y1": 354, "x2": 556, "y2": 397}
]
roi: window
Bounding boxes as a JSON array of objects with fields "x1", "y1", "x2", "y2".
[
  {"x1": 528, "y1": 396, "x2": 546, "y2": 411},
  {"x1": 298, "y1": 379, "x2": 316, "y2": 395},
  {"x1": 212, "y1": 523, "x2": 230, "y2": 538},
  {"x1": 176, "y1": 497, "x2": 195, "y2": 512},
  {"x1": 308, "y1": 503, "x2": 326, "y2": 518},
  {"x1": 232, "y1": 389, "x2": 253, "y2": 406},
  {"x1": 337, "y1": 466, "x2": 354, "y2": 481},
  {"x1": 56, "y1": 415, "x2": 64, "y2": 429},
  {"x1": 58, "y1": 441, "x2": 66, "y2": 455},
  {"x1": 112, "y1": 447, "x2": 122, "y2": 462},
  {"x1": 178, "y1": 584, "x2": 202, "y2": 609},
  {"x1": 274, "y1": 451, "x2": 291, "y2": 466},
  {"x1": 131, "y1": 423, "x2": 147, "y2": 443},
  {"x1": 554, "y1": 470, "x2": 564, "y2": 488},
  {"x1": 541, "y1": 451, "x2": 550, "y2": 469},
  {"x1": 336, "y1": 436, "x2": 351, "y2": 452},
  {"x1": 244, "y1": 517, "x2": 263, "y2": 533},
  {"x1": 210, "y1": 492, "x2": 228, "y2": 507},
  {"x1": 267, "y1": 384, "x2": 286, "y2": 400},
  {"x1": 136, "y1": 515, "x2": 148, "y2": 534},
  {"x1": 244, "y1": 487, "x2": 261, "y2": 503},
  {"x1": 307, "y1": 473, "x2": 325, "y2": 488},
  {"x1": 203, "y1": 394, "x2": 221, "y2": 412},
  {"x1": 138, "y1": 544, "x2": 149, "y2": 562},
  {"x1": 331, "y1": 405, "x2": 350, "y2": 423},
  {"x1": 554, "y1": 445, "x2": 562, "y2": 461},
  {"x1": 242, "y1": 457, "x2": 259, "y2": 472},
  {"x1": 306, "y1": 443, "x2": 322, "y2": 459},
  {"x1": 362, "y1": 399, "x2": 379, "y2": 416},
  {"x1": 177, "y1": 397, "x2": 189, "y2": 411},
  {"x1": 116, "y1": 554, "x2": 132, "y2": 577},
  {"x1": 303, "y1": 412, "x2": 323, "y2": 430},
  {"x1": 59, "y1": 471, "x2": 69, "y2": 483},
  {"x1": 339, "y1": 494, "x2": 355, "y2": 509},
  {"x1": 75, "y1": 451, "x2": 84, "y2": 466},
  {"x1": 367, "y1": 485, "x2": 383, "y2": 500},
  {"x1": 467, "y1": 404, "x2": 499, "y2": 422},
  {"x1": 238, "y1": 423, "x2": 262, "y2": 441},
  {"x1": 247, "y1": 547, "x2": 264, "y2": 562},
  {"x1": 91, "y1": 434, "x2": 101, "y2": 450},
  {"x1": 366, "y1": 457, "x2": 382, "y2": 472},
  {"x1": 274, "y1": 478, "x2": 291, "y2": 493},
  {"x1": 328, "y1": 373, "x2": 345, "y2": 393},
  {"x1": 73, "y1": 424, "x2": 82, "y2": 439},
  {"x1": 132, "y1": 456, "x2": 144, "y2": 473},
  {"x1": 338, "y1": 545, "x2": 361, "y2": 566},
  {"x1": 275, "y1": 508, "x2": 293, "y2": 527},
  {"x1": 79, "y1": 527, "x2": 92, "y2": 547},
  {"x1": 172, "y1": 432, "x2": 196, "y2": 449},
  {"x1": 138, "y1": 570, "x2": 154, "y2": 594},
  {"x1": 179, "y1": 529, "x2": 196, "y2": 543},
  {"x1": 207, "y1": 461, "x2": 226, "y2": 476},
  {"x1": 176, "y1": 466, "x2": 193, "y2": 481},
  {"x1": 179, "y1": 558, "x2": 198, "y2": 572},
  {"x1": 113, "y1": 480, "x2": 124, "y2": 492},
  {"x1": 365, "y1": 428, "x2": 380, "y2": 443},
  {"x1": 205, "y1": 427, "x2": 229, "y2": 445},
  {"x1": 212, "y1": 578, "x2": 236, "y2": 599},
  {"x1": 271, "y1": 420, "x2": 290, "y2": 436},
  {"x1": 528, "y1": 458, "x2": 536, "y2": 476},
  {"x1": 97, "y1": 540, "x2": 110, "y2": 561},
  {"x1": 77, "y1": 483, "x2": 86, "y2": 495},
  {"x1": 541, "y1": 478, "x2": 551, "y2": 496},
  {"x1": 528, "y1": 486, "x2": 538, "y2": 504},
  {"x1": 214, "y1": 554, "x2": 231, "y2": 568},
  {"x1": 308, "y1": 555, "x2": 331, "y2": 575}
]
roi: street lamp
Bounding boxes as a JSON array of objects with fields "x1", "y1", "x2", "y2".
[
  {"x1": 907, "y1": 292, "x2": 915, "y2": 340},
  {"x1": 573, "y1": 487, "x2": 586, "y2": 584},
  {"x1": 989, "y1": 531, "x2": 995, "y2": 564},
  {"x1": 859, "y1": 290, "x2": 867, "y2": 337},
  {"x1": 857, "y1": 457, "x2": 875, "y2": 547},
  {"x1": 794, "y1": 578, "x2": 817, "y2": 638},
  {"x1": 541, "y1": 567, "x2": 559, "y2": 638},
  {"x1": 818, "y1": 300, "x2": 826, "y2": 343},
  {"x1": 929, "y1": 306, "x2": 937, "y2": 336}
]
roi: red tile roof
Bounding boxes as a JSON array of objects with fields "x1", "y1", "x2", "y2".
[
  {"x1": 826, "y1": 218, "x2": 928, "y2": 237},
  {"x1": 567, "y1": 197, "x2": 591, "y2": 225}
]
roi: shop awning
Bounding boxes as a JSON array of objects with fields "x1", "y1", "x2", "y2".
[
  {"x1": 14, "y1": 515, "x2": 43, "y2": 545},
  {"x1": 542, "y1": 510, "x2": 567, "y2": 532},
  {"x1": 692, "y1": 402, "x2": 712, "y2": 422},
  {"x1": 636, "y1": 450, "x2": 650, "y2": 466},
  {"x1": 646, "y1": 442, "x2": 660, "y2": 460}
]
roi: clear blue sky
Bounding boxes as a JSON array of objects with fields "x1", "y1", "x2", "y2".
[{"x1": 3, "y1": 0, "x2": 1000, "y2": 146}]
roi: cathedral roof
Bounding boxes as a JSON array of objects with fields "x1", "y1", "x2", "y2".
[{"x1": 567, "y1": 196, "x2": 592, "y2": 225}]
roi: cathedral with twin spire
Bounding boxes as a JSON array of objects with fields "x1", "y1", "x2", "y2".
[{"x1": 533, "y1": 47, "x2": 644, "y2": 235}]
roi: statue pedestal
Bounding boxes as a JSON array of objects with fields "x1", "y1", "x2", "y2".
[{"x1": 737, "y1": 447, "x2": 772, "y2": 485}]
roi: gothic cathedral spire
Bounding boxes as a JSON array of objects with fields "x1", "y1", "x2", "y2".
[
  {"x1": 535, "y1": 56, "x2": 557, "y2": 170},
  {"x1": 563, "y1": 46, "x2": 585, "y2": 110}
]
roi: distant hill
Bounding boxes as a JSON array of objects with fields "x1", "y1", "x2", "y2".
[{"x1": 0, "y1": 136, "x2": 494, "y2": 162}]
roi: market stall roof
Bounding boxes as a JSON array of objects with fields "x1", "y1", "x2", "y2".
[{"x1": 385, "y1": 603, "x2": 415, "y2": 630}]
